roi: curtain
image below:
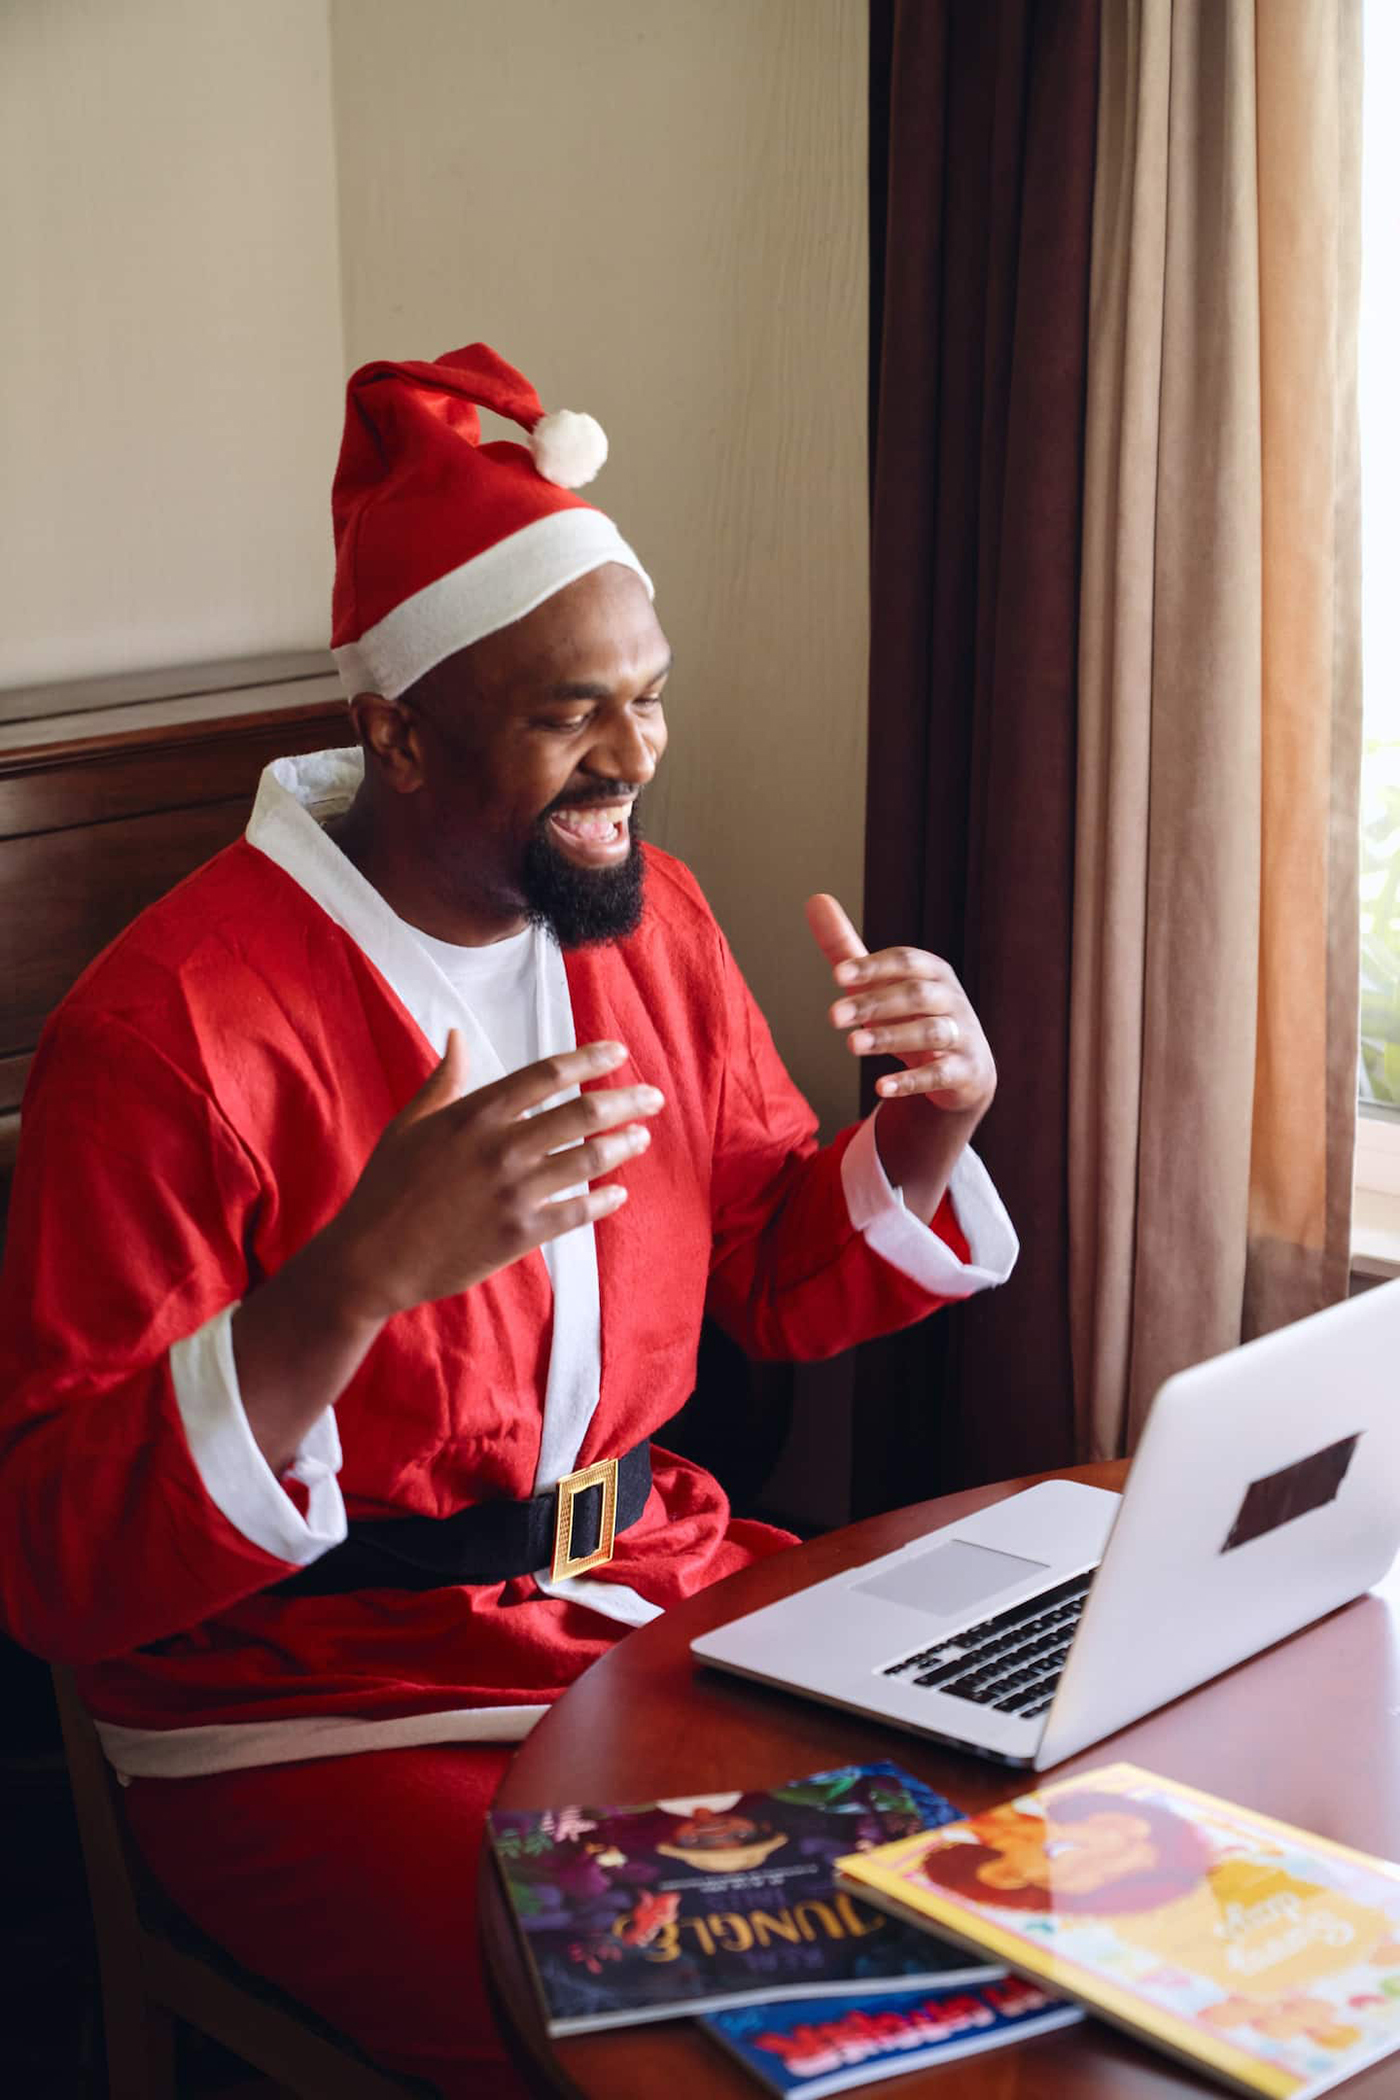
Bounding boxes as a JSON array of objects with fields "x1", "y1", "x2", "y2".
[
  {"x1": 1070, "y1": 0, "x2": 1364, "y2": 1456},
  {"x1": 857, "y1": 0, "x2": 1101, "y2": 1513}
]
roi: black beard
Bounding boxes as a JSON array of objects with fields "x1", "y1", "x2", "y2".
[{"x1": 520, "y1": 798, "x2": 647, "y2": 947}]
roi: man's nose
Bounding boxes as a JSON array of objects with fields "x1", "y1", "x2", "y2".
[{"x1": 588, "y1": 713, "x2": 660, "y2": 786}]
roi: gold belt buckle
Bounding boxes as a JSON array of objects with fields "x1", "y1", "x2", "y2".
[{"x1": 551, "y1": 1457, "x2": 619, "y2": 1581}]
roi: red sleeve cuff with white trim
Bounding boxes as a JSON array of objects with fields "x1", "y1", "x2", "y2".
[
  {"x1": 169, "y1": 1306, "x2": 348, "y2": 1566},
  {"x1": 840, "y1": 1110, "x2": 1019, "y2": 1298}
]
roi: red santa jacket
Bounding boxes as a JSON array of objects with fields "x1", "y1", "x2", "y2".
[{"x1": 0, "y1": 752, "x2": 1015, "y2": 1775}]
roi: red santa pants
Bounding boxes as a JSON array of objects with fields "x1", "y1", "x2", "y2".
[{"x1": 125, "y1": 1743, "x2": 528, "y2": 2098}]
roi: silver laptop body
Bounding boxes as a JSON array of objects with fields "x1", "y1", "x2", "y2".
[{"x1": 691, "y1": 1278, "x2": 1400, "y2": 1771}]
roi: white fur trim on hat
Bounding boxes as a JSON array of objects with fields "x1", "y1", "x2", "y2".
[
  {"x1": 531, "y1": 410, "x2": 608, "y2": 488},
  {"x1": 332, "y1": 508, "x2": 654, "y2": 700}
]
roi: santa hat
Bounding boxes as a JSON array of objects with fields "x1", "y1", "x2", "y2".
[{"x1": 330, "y1": 342, "x2": 653, "y2": 700}]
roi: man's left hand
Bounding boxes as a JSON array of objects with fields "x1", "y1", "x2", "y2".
[{"x1": 805, "y1": 894, "x2": 996, "y2": 1117}]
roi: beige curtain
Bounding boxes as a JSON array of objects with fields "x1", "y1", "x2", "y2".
[{"x1": 1071, "y1": 0, "x2": 1363, "y2": 1458}]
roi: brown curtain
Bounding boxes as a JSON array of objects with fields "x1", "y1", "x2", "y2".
[
  {"x1": 856, "y1": 0, "x2": 1101, "y2": 1513},
  {"x1": 1070, "y1": 0, "x2": 1364, "y2": 1456}
]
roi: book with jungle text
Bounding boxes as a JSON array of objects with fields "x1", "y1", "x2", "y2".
[
  {"x1": 834, "y1": 1761, "x2": 1400, "y2": 2097},
  {"x1": 488, "y1": 1761, "x2": 1001, "y2": 2034}
]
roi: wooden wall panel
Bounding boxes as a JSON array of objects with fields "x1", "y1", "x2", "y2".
[
  {"x1": 0, "y1": 697, "x2": 345, "y2": 1120},
  {"x1": 2, "y1": 802, "x2": 255, "y2": 1078},
  {"x1": 0, "y1": 708, "x2": 348, "y2": 840}
]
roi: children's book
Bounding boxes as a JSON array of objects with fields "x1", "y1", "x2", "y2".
[
  {"x1": 700, "y1": 1975, "x2": 1080, "y2": 2097},
  {"x1": 835, "y1": 1761, "x2": 1400, "y2": 2098},
  {"x1": 488, "y1": 1761, "x2": 1001, "y2": 2035}
]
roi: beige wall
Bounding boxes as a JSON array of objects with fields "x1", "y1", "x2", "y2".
[
  {"x1": 1, "y1": 0, "x2": 869, "y2": 1129},
  {"x1": 0, "y1": 0, "x2": 344, "y2": 685},
  {"x1": 330, "y1": 0, "x2": 869, "y2": 1128}
]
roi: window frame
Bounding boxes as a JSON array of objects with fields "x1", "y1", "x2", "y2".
[{"x1": 1354, "y1": 1108, "x2": 1400, "y2": 1276}]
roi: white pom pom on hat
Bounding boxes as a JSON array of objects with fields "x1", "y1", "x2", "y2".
[{"x1": 530, "y1": 408, "x2": 609, "y2": 489}]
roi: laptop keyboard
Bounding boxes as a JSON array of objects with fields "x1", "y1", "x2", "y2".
[{"x1": 881, "y1": 1571, "x2": 1094, "y2": 1720}]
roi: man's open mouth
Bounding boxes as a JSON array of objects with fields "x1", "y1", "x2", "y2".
[
  {"x1": 524, "y1": 794, "x2": 647, "y2": 944},
  {"x1": 546, "y1": 800, "x2": 634, "y2": 861}
]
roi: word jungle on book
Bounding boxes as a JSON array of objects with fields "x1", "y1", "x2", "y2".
[{"x1": 488, "y1": 1761, "x2": 1000, "y2": 2035}]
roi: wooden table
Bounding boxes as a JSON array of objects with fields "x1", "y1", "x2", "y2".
[{"x1": 480, "y1": 1464, "x2": 1400, "y2": 2097}]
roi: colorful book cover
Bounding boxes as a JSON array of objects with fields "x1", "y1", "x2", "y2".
[
  {"x1": 701, "y1": 1975, "x2": 1081, "y2": 2097},
  {"x1": 835, "y1": 1762, "x2": 1400, "y2": 2098},
  {"x1": 488, "y1": 1761, "x2": 1000, "y2": 2035}
]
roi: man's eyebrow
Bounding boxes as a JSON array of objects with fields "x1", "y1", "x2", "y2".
[{"x1": 542, "y1": 655, "x2": 673, "y2": 702}]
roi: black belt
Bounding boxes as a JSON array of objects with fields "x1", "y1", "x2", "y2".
[{"x1": 273, "y1": 1443, "x2": 650, "y2": 1597}]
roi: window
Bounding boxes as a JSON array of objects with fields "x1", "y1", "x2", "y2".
[{"x1": 1356, "y1": 0, "x2": 1400, "y2": 1268}]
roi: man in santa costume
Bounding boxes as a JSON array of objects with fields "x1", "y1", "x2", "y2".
[{"x1": 0, "y1": 345, "x2": 1016, "y2": 2094}]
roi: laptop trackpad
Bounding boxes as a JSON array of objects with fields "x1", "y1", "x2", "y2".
[{"x1": 854, "y1": 1539, "x2": 1051, "y2": 1618}]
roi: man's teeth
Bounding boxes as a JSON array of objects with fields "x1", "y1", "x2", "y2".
[{"x1": 552, "y1": 804, "x2": 629, "y2": 842}]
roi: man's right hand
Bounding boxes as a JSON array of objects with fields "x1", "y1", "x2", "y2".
[
  {"x1": 323, "y1": 1031, "x2": 662, "y2": 1321},
  {"x1": 230, "y1": 1031, "x2": 661, "y2": 1477}
]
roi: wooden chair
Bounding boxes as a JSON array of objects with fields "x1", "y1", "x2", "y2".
[{"x1": 50, "y1": 1665, "x2": 426, "y2": 2100}]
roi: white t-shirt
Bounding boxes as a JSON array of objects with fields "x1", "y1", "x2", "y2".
[{"x1": 409, "y1": 921, "x2": 540, "y2": 1076}]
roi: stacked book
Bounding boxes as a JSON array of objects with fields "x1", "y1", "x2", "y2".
[
  {"x1": 492, "y1": 1758, "x2": 1400, "y2": 2097},
  {"x1": 489, "y1": 1759, "x2": 1077, "y2": 2096}
]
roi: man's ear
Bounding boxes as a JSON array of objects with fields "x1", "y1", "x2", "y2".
[{"x1": 348, "y1": 693, "x2": 424, "y2": 794}]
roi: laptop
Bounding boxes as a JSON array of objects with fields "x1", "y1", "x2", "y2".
[{"x1": 692, "y1": 1277, "x2": 1400, "y2": 1770}]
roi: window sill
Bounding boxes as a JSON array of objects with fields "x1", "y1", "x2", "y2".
[
  {"x1": 1352, "y1": 1114, "x2": 1400, "y2": 1281},
  {"x1": 1352, "y1": 1194, "x2": 1400, "y2": 1279}
]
